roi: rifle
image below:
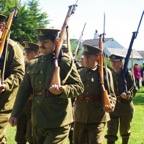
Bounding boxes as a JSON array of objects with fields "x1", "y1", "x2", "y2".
[
  {"x1": 66, "y1": 26, "x2": 73, "y2": 57},
  {"x1": 122, "y1": 10, "x2": 144, "y2": 92},
  {"x1": 0, "y1": 0, "x2": 21, "y2": 83},
  {"x1": 73, "y1": 22, "x2": 86, "y2": 61},
  {"x1": 103, "y1": 12, "x2": 106, "y2": 42},
  {"x1": 50, "y1": 0, "x2": 78, "y2": 86},
  {"x1": 0, "y1": 0, "x2": 21, "y2": 57},
  {"x1": 99, "y1": 34, "x2": 113, "y2": 112}
]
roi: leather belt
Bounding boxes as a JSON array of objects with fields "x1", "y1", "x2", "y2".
[
  {"x1": 77, "y1": 96, "x2": 101, "y2": 102},
  {"x1": 33, "y1": 89, "x2": 51, "y2": 97}
]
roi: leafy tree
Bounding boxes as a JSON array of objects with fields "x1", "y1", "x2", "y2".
[
  {"x1": 0, "y1": 0, "x2": 49, "y2": 43},
  {"x1": 70, "y1": 39, "x2": 83, "y2": 60}
]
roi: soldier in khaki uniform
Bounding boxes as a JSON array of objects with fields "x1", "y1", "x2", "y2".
[
  {"x1": 0, "y1": 14, "x2": 25, "y2": 143},
  {"x1": 73, "y1": 44, "x2": 116, "y2": 144},
  {"x1": 105, "y1": 54, "x2": 137, "y2": 144},
  {"x1": 15, "y1": 42, "x2": 39, "y2": 144},
  {"x1": 9, "y1": 28, "x2": 84, "y2": 144}
]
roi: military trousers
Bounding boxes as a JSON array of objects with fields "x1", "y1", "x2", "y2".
[
  {"x1": 15, "y1": 100, "x2": 33, "y2": 144},
  {"x1": 33, "y1": 124, "x2": 70, "y2": 144},
  {"x1": 0, "y1": 110, "x2": 11, "y2": 144},
  {"x1": 105, "y1": 101, "x2": 134, "y2": 142},
  {"x1": 73, "y1": 121, "x2": 106, "y2": 144}
]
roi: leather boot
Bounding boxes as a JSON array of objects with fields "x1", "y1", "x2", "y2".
[
  {"x1": 107, "y1": 141, "x2": 115, "y2": 144},
  {"x1": 122, "y1": 138, "x2": 129, "y2": 144}
]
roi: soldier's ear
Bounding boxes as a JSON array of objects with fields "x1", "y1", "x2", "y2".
[
  {"x1": 54, "y1": 38, "x2": 59, "y2": 46},
  {"x1": 95, "y1": 55, "x2": 100, "y2": 61}
]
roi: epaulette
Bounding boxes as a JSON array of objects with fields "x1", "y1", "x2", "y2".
[
  {"x1": 58, "y1": 52, "x2": 71, "y2": 62},
  {"x1": 8, "y1": 39, "x2": 18, "y2": 47},
  {"x1": 62, "y1": 52, "x2": 71, "y2": 58}
]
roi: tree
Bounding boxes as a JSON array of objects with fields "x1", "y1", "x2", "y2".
[
  {"x1": 0, "y1": 0, "x2": 49, "y2": 43},
  {"x1": 70, "y1": 39, "x2": 83, "y2": 60}
]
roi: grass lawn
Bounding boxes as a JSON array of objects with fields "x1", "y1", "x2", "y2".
[{"x1": 7, "y1": 87, "x2": 144, "y2": 144}]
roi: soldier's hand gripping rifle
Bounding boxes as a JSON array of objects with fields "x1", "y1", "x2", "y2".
[
  {"x1": 50, "y1": 0, "x2": 78, "y2": 88},
  {"x1": 122, "y1": 10, "x2": 144, "y2": 93},
  {"x1": 98, "y1": 34, "x2": 114, "y2": 112},
  {"x1": 0, "y1": 0, "x2": 21, "y2": 83},
  {"x1": 73, "y1": 22, "x2": 86, "y2": 61}
]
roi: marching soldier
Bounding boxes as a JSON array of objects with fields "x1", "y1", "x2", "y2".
[
  {"x1": 0, "y1": 14, "x2": 25, "y2": 143},
  {"x1": 15, "y1": 42, "x2": 39, "y2": 144},
  {"x1": 105, "y1": 54, "x2": 137, "y2": 144},
  {"x1": 9, "y1": 28, "x2": 84, "y2": 144},
  {"x1": 73, "y1": 44, "x2": 116, "y2": 144}
]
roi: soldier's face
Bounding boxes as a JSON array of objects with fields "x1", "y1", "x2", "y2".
[
  {"x1": 25, "y1": 50, "x2": 38, "y2": 61},
  {"x1": 111, "y1": 61, "x2": 122, "y2": 71},
  {"x1": 0, "y1": 22, "x2": 4, "y2": 38},
  {"x1": 83, "y1": 55, "x2": 98, "y2": 69},
  {"x1": 39, "y1": 39, "x2": 55, "y2": 55},
  {"x1": 0, "y1": 22, "x2": 4, "y2": 31}
]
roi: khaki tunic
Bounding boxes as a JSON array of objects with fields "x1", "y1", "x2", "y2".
[
  {"x1": 0, "y1": 39, "x2": 25, "y2": 111},
  {"x1": 74, "y1": 66, "x2": 116, "y2": 144},
  {"x1": 0, "y1": 39, "x2": 25, "y2": 142},
  {"x1": 11, "y1": 53, "x2": 84, "y2": 128},
  {"x1": 105, "y1": 70, "x2": 137, "y2": 141},
  {"x1": 74, "y1": 67, "x2": 116, "y2": 123}
]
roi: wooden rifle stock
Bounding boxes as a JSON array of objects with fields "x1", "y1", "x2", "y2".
[
  {"x1": 98, "y1": 35, "x2": 112, "y2": 112},
  {"x1": 50, "y1": 1, "x2": 78, "y2": 86},
  {"x1": 0, "y1": 0, "x2": 21, "y2": 57}
]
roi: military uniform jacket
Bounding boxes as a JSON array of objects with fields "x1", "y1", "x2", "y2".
[
  {"x1": 0, "y1": 39, "x2": 25, "y2": 111},
  {"x1": 74, "y1": 66, "x2": 116, "y2": 123},
  {"x1": 11, "y1": 53, "x2": 84, "y2": 128},
  {"x1": 111, "y1": 69, "x2": 137, "y2": 114}
]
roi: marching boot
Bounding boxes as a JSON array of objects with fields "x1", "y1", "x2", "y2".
[
  {"x1": 122, "y1": 138, "x2": 129, "y2": 144},
  {"x1": 107, "y1": 141, "x2": 115, "y2": 144}
]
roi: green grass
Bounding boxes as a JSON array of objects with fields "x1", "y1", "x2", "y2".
[{"x1": 7, "y1": 87, "x2": 144, "y2": 144}]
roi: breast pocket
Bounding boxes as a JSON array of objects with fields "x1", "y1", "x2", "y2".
[
  {"x1": 27, "y1": 69, "x2": 41, "y2": 87},
  {"x1": 80, "y1": 73, "x2": 86, "y2": 83}
]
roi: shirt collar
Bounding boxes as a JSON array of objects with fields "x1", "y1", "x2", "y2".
[
  {"x1": 84, "y1": 65, "x2": 98, "y2": 72},
  {"x1": 42, "y1": 53, "x2": 54, "y2": 61}
]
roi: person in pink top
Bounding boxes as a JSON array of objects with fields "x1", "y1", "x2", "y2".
[{"x1": 133, "y1": 63, "x2": 141, "y2": 90}]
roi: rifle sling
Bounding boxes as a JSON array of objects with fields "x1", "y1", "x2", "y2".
[{"x1": 61, "y1": 57, "x2": 74, "y2": 85}]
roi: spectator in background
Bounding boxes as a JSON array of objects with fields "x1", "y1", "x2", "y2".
[
  {"x1": 140, "y1": 62, "x2": 144, "y2": 86},
  {"x1": 134, "y1": 63, "x2": 141, "y2": 90}
]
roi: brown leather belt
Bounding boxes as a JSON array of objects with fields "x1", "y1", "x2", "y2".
[
  {"x1": 33, "y1": 89, "x2": 51, "y2": 97},
  {"x1": 77, "y1": 96, "x2": 101, "y2": 102}
]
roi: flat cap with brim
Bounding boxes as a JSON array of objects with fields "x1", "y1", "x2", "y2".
[
  {"x1": 0, "y1": 14, "x2": 7, "y2": 22},
  {"x1": 36, "y1": 28, "x2": 60, "y2": 40},
  {"x1": 24, "y1": 41, "x2": 39, "y2": 52},
  {"x1": 83, "y1": 44, "x2": 101, "y2": 56},
  {"x1": 109, "y1": 54, "x2": 123, "y2": 61}
]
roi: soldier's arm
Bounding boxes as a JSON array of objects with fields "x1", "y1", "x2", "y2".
[
  {"x1": 3, "y1": 40, "x2": 25, "y2": 92},
  {"x1": 127, "y1": 71, "x2": 137, "y2": 98},
  {"x1": 10, "y1": 66, "x2": 33, "y2": 118},
  {"x1": 57, "y1": 55, "x2": 84, "y2": 99},
  {"x1": 105, "y1": 68, "x2": 117, "y2": 109}
]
